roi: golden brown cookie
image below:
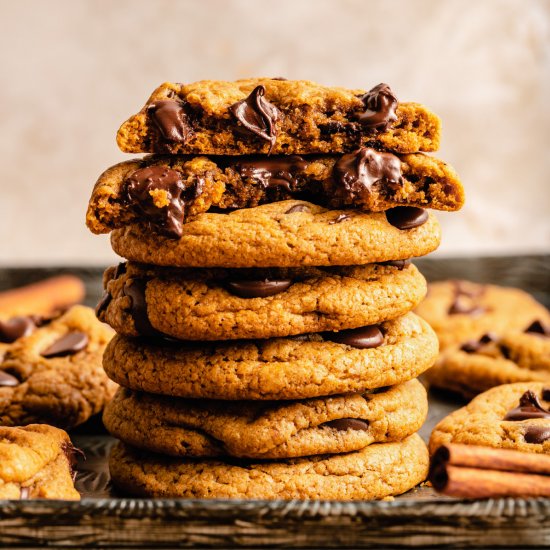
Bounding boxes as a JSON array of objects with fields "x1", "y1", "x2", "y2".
[
  {"x1": 0, "y1": 306, "x2": 117, "y2": 429},
  {"x1": 102, "y1": 313, "x2": 438, "y2": 400},
  {"x1": 97, "y1": 262, "x2": 427, "y2": 341},
  {"x1": 109, "y1": 433, "x2": 429, "y2": 499},
  {"x1": 86, "y1": 152, "x2": 463, "y2": 238},
  {"x1": 429, "y1": 382, "x2": 550, "y2": 455},
  {"x1": 426, "y1": 322, "x2": 550, "y2": 398},
  {"x1": 110, "y1": 200, "x2": 441, "y2": 268},
  {"x1": 116, "y1": 79, "x2": 440, "y2": 156},
  {"x1": 0, "y1": 424, "x2": 80, "y2": 500},
  {"x1": 415, "y1": 280, "x2": 550, "y2": 350},
  {"x1": 104, "y1": 379, "x2": 427, "y2": 459}
]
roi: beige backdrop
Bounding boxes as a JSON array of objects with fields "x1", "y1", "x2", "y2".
[{"x1": 0, "y1": 0, "x2": 549, "y2": 265}]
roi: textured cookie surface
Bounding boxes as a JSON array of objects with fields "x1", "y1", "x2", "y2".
[
  {"x1": 86, "y1": 152, "x2": 463, "y2": 236},
  {"x1": 98, "y1": 261, "x2": 427, "y2": 341},
  {"x1": 0, "y1": 306, "x2": 116, "y2": 429},
  {"x1": 103, "y1": 312, "x2": 438, "y2": 400},
  {"x1": 0, "y1": 424, "x2": 80, "y2": 499},
  {"x1": 111, "y1": 200, "x2": 441, "y2": 268},
  {"x1": 415, "y1": 280, "x2": 550, "y2": 350},
  {"x1": 109, "y1": 433, "x2": 428, "y2": 500},
  {"x1": 117, "y1": 79, "x2": 440, "y2": 156},
  {"x1": 430, "y1": 382, "x2": 550, "y2": 455},
  {"x1": 426, "y1": 323, "x2": 550, "y2": 398},
  {"x1": 104, "y1": 379, "x2": 427, "y2": 459}
]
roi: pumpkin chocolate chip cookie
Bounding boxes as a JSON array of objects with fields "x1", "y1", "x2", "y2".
[
  {"x1": 116, "y1": 79, "x2": 440, "y2": 156},
  {"x1": 104, "y1": 379, "x2": 427, "y2": 459},
  {"x1": 0, "y1": 306, "x2": 116, "y2": 429},
  {"x1": 97, "y1": 261, "x2": 427, "y2": 340},
  {"x1": 109, "y1": 433, "x2": 428, "y2": 499},
  {"x1": 0, "y1": 424, "x2": 80, "y2": 500},
  {"x1": 429, "y1": 382, "x2": 550, "y2": 455},
  {"x1": 102, "y1": 312, "x2": 438, "y2": 400},
  {"x1": 86, "y1": 151, "x2": 463, "y2": 238},
  {"x1": 110, "y1": 200, "x2": 441, "y2": 268}
]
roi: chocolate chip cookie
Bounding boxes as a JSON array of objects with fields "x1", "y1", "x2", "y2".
[
  {"x1": 0, "y1": 306, "x2": 117, "y2": 429},
  {"x1": 104, "y1": 379, "x2": 427, "y2": 459},
  {"x1": 102, "y1": 312, "x2": 437, "y2": 400},
  {"x1": 110, "y1": 200, "x2": 441, "y2": 268},
  {"x1": 0, "y1": 424, "x2": 80, "y2": 500},
  {"x1": 86, "y1": 151, "x2": 463, "y2": 238},
  {"x1": 109, "y1": 433, "x2": 428, "y2": 499},
  {"x1": 426, "y1": 321, "x2": 550, "y2": 398},
  {"x1": 429, "y1": 382, "x2": 550, "y2": 455},
  {"x1": 116, "y1": 79, "x2": 440, "y2": 156},
  {"x1": 415, "y1": 280, "x2": 550, "y2": 350},
  {"x1": 97, "y1": 261, "x2": 427, "y2": 340}
]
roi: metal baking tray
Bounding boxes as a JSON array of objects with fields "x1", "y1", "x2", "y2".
[{"x1": 0, "y1": 255, "x2": 549, "y2": 548}]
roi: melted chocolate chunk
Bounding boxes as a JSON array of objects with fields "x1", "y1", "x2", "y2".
[
  {"x1": 124, "y1": 165, "x2": 186, "y2": 238},
  {"x1": 226, "y1": 279, "x2": 292, "y2": 299},
  {"x1": 148, "y1": 99, "x2": 193, "y2": 143},
  {"x1": 19, "y1": 486, "x2": 30, "y2": 499},
  {"x1": 285, "y1": 204, "x2": 311, "y2": 214},
  {"x1": 123, "y1": 279, "x2": 162, "y2": 338},
  {"x1": 329, "y1": 213, "x2": 350, "y2": 225},
  {"x1": 95, "y1": 292, "x2": 111, "y2": 319},
  {"x1": 355, "y1": 83, "x2": 398, "y2": 133},
  {"x1": 525, "y1": 320, "x2": 550, "y2": 336},
  {"x1": 323, "y1": 418, "x2": 370, "y2": 431},
  {"x1": 0, "y1": 316, "x2": 36, "y2": 343},
  {"x1": 236, "y1": 156, "x2": 307, "y2": 191},
  {"x1": 378, "y1": 259, "x2": 412, "y2": 270},
  {"x1": 448, "y1": 296, "x2": 485, "y2": 316},
  {"x1": 41, "y1": 332, "x2": 89, "y2": 358},
  {"x1": 324, "y1": 325, "x2": 384, "y2": 349},
  {"x1": 504, "y1": 390, "x2": 550, "y2": 421},
  {"x1": 386, "y1": 207, "x2": 428, "y2": 230},
  {"x1": 229, "y1": 85, "x2": 281, "y2": 152},
  {"x1": 460, "y1": 333, "x2": 497, "y2": 353},
  {"x1": 543, "y1": 388, "x2": 550, "y2": 401},
  {"x1": 333, "y1": 147, "x2": 402, "y2": 204},
  {"x1": 524, "y1": 425, "x2": 550, "y2": 444},
  {"x1": 113, "y1": 262, "x2": 127, "y2": 279},
  {"x1": 0, "y1": 371, "x2": 19, "y2": 387}
]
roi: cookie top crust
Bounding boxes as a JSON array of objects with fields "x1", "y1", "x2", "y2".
[
  {"x1": 102, "y1": 312, "x2": 438, "y2": 400},
  {"x1": 429, "y1": 382, "x2": 550, "y2": 455},
  {"x1": 0, "y1": 424, "x2": 80, "y2": 500},
  {"x1": 415, "y1": 280, "x2": 550, "y2": 350},
  {"x1": 116, "y1": 79, "x2": 440, "y2": 156},
  {"x1": 86, "y1": 152, "x2": 463, "y2": 237},
  {"x1": 109, "y1": 434, "x2": 429, "y2": 500},
  {"x1": 110, "y1": 200, "x2": 441, "y2": 268},
  {"x1": 104, "y1": 379, "x2": 427, "y2": 459},
  {"x1": 0, "y1": 305, "x2": 116, "y2": 429}
]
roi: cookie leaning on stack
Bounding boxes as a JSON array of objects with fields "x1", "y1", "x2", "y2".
[{"x1": 87, "y1": 78, "x2": 465, "y2": 499}]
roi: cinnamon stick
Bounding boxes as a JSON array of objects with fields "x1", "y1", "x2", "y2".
[
  {"x1": 0, "y1": 275, "x2": 85, "y2": 317},
  {"x1": 430, "y1": 443, "x2": 550, "y2": 498}
]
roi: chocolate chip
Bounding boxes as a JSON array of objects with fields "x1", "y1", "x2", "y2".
[
  {"x1": 542, "y1": 388, "x2": 550, "y2": 401},
  {"x1": 323, "y1": 418, "x2": 370, "y2": 431},
  {"x1": 285, "y1": 204, "x2": 311, "y2": 214},
  {"x1": 525, "y1": 320, "x2": 550, "y2": 336},
  {"x1": 148, "y1": 99, "x2": 193, "y2": 143},
  {"x1": 123, "y1": 279, "x2": 163, "y2": 338},
  {"x1": 41, "y1": 332, "x2": 89, "y2": 358},
  {"x1": 448, "y1": 295, "x2": 485, "y2": 316},
  {"x1": 524, "y1": 425, "x2": 550, "y2": 444},
  {"x1": 0, "y1": 316, "x2": 37, "y2": 343},
  {"x1": 378, "y1": 259, "x2": 412, "y2": 270},
  {"x1": 229, "y1": 85, "x2": 281, "y2": 152},
  {"x1": 124, "y1": 165, "x2": 186, "y2": 238},
  {"x1": 113, "y1": 262, "x2": 127, "y2": 279},
  {"x1": 226, "y1": 279, "x2": 292, "y2": 299},
  {"x1": 504, "y1": 390, "x2": 550, "y2": 421},
  {"x1": 95, "y1": 292, "x2": 111, "y2": 319},
  {"x1": 460, "y1": 333, "x2": 498, "y2": 353},
  {"x1": 324, "y1": 325, "x2": 384, "y2": 349},
  {"x1": 0, "y1": 371, "x2": 19, "y2": 387},
  {"x1": 333, "y1": 147, "x2": 402, "y2": 204},
  {"x1": 19, "y1": 486, "x2": 30, "y2": 499},
  {"x1": 385, "y1": 207, "x2": 428, "y2": 230},
  {"x1": 236, "y1": 156, "x2": 307, "y2": 191},
  {"x1": 329, "y1": 213, "x2": 350, "y2": 224},
  {"x1": 354, "y1": 83, "x2": 398, "y2": 133}
]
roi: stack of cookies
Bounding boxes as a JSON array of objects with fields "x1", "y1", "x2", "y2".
[{"x1": 86, "y1": 78, "x2": 464, "y2": 499}]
